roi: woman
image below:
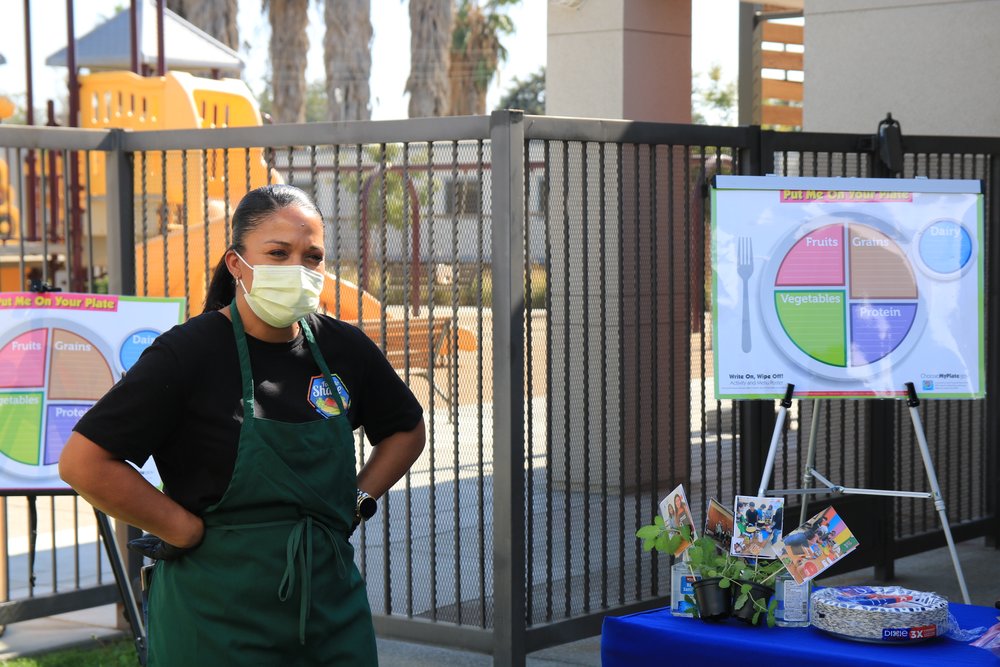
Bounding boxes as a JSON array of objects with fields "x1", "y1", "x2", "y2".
[
  {"x1": 665, "y1": 502, "x2": 677, "y2": 529},
  {"x1": 59, "y1": 184, "x2": 425, "y2": 665},
  {"x1": 672, "y1": 494, "x2": 693, "y2": 533}
]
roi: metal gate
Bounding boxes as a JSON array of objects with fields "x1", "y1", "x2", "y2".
[{"x1": 0, "y1": 113, "x2": 996, "y2": 665}]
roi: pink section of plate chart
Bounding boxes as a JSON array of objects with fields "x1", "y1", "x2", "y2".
[
  {"x1": 775, "y1": 224, "x2": 845, "y2": 286},
  {"x1": 0, "y1": 329, "x2": 48, "y2": 388}
]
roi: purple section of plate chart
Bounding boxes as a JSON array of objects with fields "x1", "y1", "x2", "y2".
[
  {"x1": 44, "y1": 404, "x2": 91, "y2": 465},
  {"x1": 849, "y1": 303, "x2": 917, "y2": 366}
]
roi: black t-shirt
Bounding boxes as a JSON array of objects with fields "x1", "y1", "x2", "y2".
[{"x1": 73, "y1": 311, "x2": 423, "y2": 514}]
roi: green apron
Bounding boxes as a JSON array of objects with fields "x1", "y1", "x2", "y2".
[{"x1": 146, "y1": 303, "x2": 378, "y2": 666}]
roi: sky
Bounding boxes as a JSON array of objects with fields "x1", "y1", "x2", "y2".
[{"x1": 0, "y1": 0, "x2": 739, "y2": 122}]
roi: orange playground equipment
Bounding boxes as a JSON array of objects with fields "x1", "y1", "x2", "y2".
[
  {"x1": 6, "y1": 68, "x2": 473, "y2": 354},
  {"x1": 0, "y1": 93, "x2": 22, "y2": 289},
  {"x1": 79, "y1": 70, "x2": 381, "y2": 319}
]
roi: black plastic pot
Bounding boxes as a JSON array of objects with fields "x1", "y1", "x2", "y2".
[
  {"x1": 692, "y1": 577, "x2": 731, "y2": 621},
  {"x1": 731, "y1": 580, "x2": 774, "y2": 625}
]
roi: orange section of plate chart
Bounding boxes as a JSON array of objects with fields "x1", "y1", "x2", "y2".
[{"x1": 47, "y1": 329, "x2": 114, "y2": 400}]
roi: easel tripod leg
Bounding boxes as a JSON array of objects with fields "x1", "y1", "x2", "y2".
[
  {"x1": 95, "y1": 510, "x2": 148, "y2": 664},
  {"x1": 757, "y1": 384, "x2": 795, "y2": 497},
  {"x1": 799, "y1": 400, "x2": 822, "y2": 525},
  {"x1": 905, "y1": 383, "x2": 972, "y2": 605}
]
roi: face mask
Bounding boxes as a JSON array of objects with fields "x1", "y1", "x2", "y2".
[{"x1": 234, "y1": 252, "x2": 325, "y2": 328}]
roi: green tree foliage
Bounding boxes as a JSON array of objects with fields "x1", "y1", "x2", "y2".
[
  {"x1": 497, "y1": 67, "x2": 544, "y2": 114},
  {"x1": 449, "y1": 0, "x2": 519, "y2": 115},
  {"x1": 692, "y1": 63, "x2": 737, "y2": 125}
]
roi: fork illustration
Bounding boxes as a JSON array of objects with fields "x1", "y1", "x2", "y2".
[{"x1": 737, "y1": 237, "x2": 754, "y2": 353}]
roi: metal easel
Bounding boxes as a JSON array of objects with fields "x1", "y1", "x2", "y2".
[
  {"x1": 94, "y1": 510, "x2": 147, "y2": 665},
  {"x1": 757, "y1": 382, "x2": 971, "y2": 604}
]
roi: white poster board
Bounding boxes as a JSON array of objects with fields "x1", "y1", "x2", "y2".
[
  {"x1": 712, "y1": 176, "x2": 984, "y2": 400},
  {"x1": 0, "y1": 292, "x2": 185, "y2": 491}
]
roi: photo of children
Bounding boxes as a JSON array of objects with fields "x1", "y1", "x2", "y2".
[
  {"x1": 731, "y1": 495, "x2": 784, "y2": 558},
  {"x1": 704, "y1": 498, "x2": 734, "y2": 551},
  {"x1": 658, "y1": 484, "x2": 697, "y2": 555},
  {"x1": 778, "y1": 506, "x2": 859, "y2": 584}
]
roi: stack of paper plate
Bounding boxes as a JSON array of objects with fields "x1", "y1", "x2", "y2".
[{"x1": 811, "y1": 586, "x2": 948, "y2": 643}]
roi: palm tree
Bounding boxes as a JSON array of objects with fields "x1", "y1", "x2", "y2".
[
  {"x1": 267, "y1": 0, "x2": 310, "y2": 123},
  {"x1": 324, "y1": 0, "x2": 373, "y2": 121},
  {"x1": 406, "y1": 0, "x2": 453, "y2": 117},
  {"x1": 165, "y1": 0, "x2": 239, "y2": 50},
  {"x1": 448, "y1": 0, "x2": 516, "y2": 116}
]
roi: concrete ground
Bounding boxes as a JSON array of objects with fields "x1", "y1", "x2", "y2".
[{"x1": 0, "y1": 537, "x2": 995, "y2": 665}]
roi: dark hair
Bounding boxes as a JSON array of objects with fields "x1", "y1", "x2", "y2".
[{"x1": 203, "y1": 184, "x2": 322, "y2": 312}]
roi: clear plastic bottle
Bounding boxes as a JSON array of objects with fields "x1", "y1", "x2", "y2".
[
  {"x1": 670, "y1": 558, "x2": 700, "y2": 617},
  {"x1": 774, "y1": 570, "x2": 810, "y2": 627}
]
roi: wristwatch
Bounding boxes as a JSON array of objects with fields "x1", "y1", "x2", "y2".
[{"x1": 355, "y1": 490, "x2": 377, "y2": 525}]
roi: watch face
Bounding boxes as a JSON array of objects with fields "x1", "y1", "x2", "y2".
[{"x1": 358, "y1": 494, "x2": 377, "y2": 520}]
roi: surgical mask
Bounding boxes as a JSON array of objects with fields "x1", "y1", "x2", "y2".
[{"x1": 234, "y1": 252, "x2": 325, "y2": 328}]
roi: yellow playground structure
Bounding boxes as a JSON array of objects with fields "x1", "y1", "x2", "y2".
[
  {"x1": 82, "y1": 70, "x2": 382, "y2": 319},
  {"x1": 3, "y1": 69, "x2": 382, "y2": 320}
]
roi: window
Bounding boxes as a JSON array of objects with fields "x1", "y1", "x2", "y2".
[{"x1": 445, "y1": 178, "x2": 482, "y2": 217}]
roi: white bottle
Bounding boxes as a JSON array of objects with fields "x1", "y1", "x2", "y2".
[
  {"x1": 670, "y1": 558, "x2": 700, "y2": 617},
  {"x1": 774, "y1": 570, "x2": 810, "y2": 627}
]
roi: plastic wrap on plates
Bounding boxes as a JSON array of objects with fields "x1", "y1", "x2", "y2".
[
  {"x1": 811, "y1": 586, "x2": 948, "y2": 643},
  {"x1": 943, "y1": 612, "x2": 989, "y2": 642},
  {"x1": 969, "y1": 621, "x2": 1000, "y2": 656}
]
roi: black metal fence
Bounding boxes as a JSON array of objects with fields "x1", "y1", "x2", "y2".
[{"x1": 0, "y1": 114, "x2": 996, "y2": 665}]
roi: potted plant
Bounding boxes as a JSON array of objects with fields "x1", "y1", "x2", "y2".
[
  {"x1": 728, "y1": 558, "x2": 783, "y2": 627},
  {"x1": 637, "y1": 518, "x2": 784, "y2": 626},
  {"x1": 637, "y1": 519, "x2": 733, "y2": 621},
  {"x1": 683, "y1": 536, "x2": 738, "y2": 621}
]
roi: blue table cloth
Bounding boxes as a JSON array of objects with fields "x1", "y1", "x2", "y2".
[{"x1": 601, "y1": 602, "x2": 999, "y2": 666}]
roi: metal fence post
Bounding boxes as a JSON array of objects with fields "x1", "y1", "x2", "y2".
[
  {"x1": 490, "y1": 109, "x2": 527, "y2": 666},
  {"x1": 987, "y1": 154, "x2": 1000, "y2": 549},
  {"x1": 866, "y1": 133, "x2": 897, "y2": 579},
  {"x1": 102, "y1": 128, "x2": 144, "y2": 625},
  {"x1": 104, "y1": 129, "x2": 136, "y2": 296},
  {"x1": 865, "y1": 401, "x2": 896, "y2": 579},
  {"x1": 737, "y1": 126, "x2": 777, "y2": 495}
]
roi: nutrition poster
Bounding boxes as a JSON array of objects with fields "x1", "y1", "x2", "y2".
[
  {"x1": 712, "y1": 176, "x2": 984, "y2": 399},
  {"x1": 0, "y1": 292, "x2": 184, "y2": 490}
]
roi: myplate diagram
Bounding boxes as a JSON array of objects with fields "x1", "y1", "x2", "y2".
[
  {"x1": 712, "y1": 177, "x2": 983, "y2": 399},
  {"x1": 0, "y1": 294, "x2": 183, "y2": 490}
]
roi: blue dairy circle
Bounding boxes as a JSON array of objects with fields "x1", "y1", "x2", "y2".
[
  {"x1": 120, "y1": 329, "x2": 160, "y2": 371},
  {"x1": 918, "y1": 220, "x2": 972, "y2": 275}
]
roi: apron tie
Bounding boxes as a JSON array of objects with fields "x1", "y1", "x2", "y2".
[{"x1": 277, "y1": 516, "x2": 348, "y2": 645}]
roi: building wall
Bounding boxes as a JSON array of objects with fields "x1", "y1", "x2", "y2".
[
  {"x1": 804, "y1": 0, "x2": 1000, "y2": 135},
  {"x1": 547, "y1": 0, "x2": 692, "y2": 122}
]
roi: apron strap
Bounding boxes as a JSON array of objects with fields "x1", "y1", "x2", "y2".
[
  {"x1": 229, "y1": 301, "x2": 256, "y2": 413},
  {"x1": 229, "y1": 305, "x2": 345, "y2": 417},
  {"x1": 300, "y1": 317, "x2": 347, "y2": 415},
  {"x1": 214, "y1": 516, "x2": 349, "y2": 646},
  {"x1": 276, "y1": 516, "x2": 347, "y2": 645}
]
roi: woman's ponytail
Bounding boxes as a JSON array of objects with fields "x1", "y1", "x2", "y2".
[{"x1": 203, "y1": 255, "x2": 236, "y2": 313}]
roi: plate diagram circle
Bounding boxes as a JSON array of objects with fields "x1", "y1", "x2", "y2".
[
  {"x1": 759, "y1": 212, "x2": 927, "y2": 381},
  {"x1": 0, "y1": 318, "x2": 117, "y2": 484}
]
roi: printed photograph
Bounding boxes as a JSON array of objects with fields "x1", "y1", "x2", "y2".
[
  {"x1": 778, "y1": 506, "x2": 860, "y2": 584},
  {"x1": 731, "y1": 495, "x2": 784, "y2": 558},
  {"x1": 658, "y1": 484, "x2": 697, "y2": 555},
  {"x1": 704, "y1": 498, "x2": 734, "y2": 551}
]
